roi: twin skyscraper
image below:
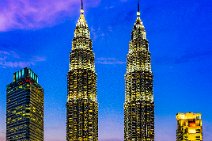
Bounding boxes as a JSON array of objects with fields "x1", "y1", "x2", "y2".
[
  {"x1": 6, "y1": 1, "x2": 155, "y2": 141},
  {"x1": 66, "y1": 1, "x2": 154, "y2": 140}
]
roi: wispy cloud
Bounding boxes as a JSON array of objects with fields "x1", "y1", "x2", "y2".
[
  {"x1": 155, "y1": 49, "x2": 212, "y2": 65},
  {"x1": 100, "y1": 139, "x2": 122, "y2": 141},
  {"x1": 97, "y1": 57, "x2": 125, "y2": 65},
  {"x1": 0, "y1": 130, "x2": 5, "y2": 141},
  {"x1": 0, "y1": 50, "x2": 46, "y2": 68},
  {"x1": 0, "y1": 136, "x2": 5, "y2": 141},
  {"x1": 0, "y1": 0, "x2": 100, "y2": 31},
  {"x1": 204, "y1": 121, "x2": 212, "y2": 141},
  {"x1": 155, "y1": 116, "x2": 176, "y2": 141}
]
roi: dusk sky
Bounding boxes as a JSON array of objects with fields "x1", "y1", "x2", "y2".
[{"x1": 0, "y1": 0, "x2": 212, "y2": 141}]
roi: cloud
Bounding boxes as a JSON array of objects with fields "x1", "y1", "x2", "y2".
[
  {"x1": 0, "y1": 0, "x2": 100, "y2": 31},
  {"x1": 99, "y1": 113, "x2": 124, "y2": 141},
  {"x1": 204, "y1": 121, "x2": 212, "y2": 141},
  {"x1": 155, "y1": 116, "x2": 176, "y2": 141},
  {"x1": 100, "y1": 139, "x2": 122, "y2": 141},
  {"x1": 0, "y1": 136, "x2": 5, "y2": 141},
  {"x1": 172, "y1": 49, "x2": 212, "y2": 64},
  {"x1": 0, "y1": 50, "x2": 46, "y2": 68},
  {"x1": 96, "y1": 57, "x2": 125, "y2": 65},
  {"x1": 0, "y1": 130, "x2": 5, "y2": 141},
  {"x1": 155, "y1": 49, "x2": 212, "y2": 65}
]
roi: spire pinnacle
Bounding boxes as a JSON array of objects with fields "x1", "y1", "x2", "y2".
[
  {"x1": 80, "y1": 0, "x2": 84, "y2": 14},
  {"x1": 137, "y1": 0, "x2": 140, "y2": 17},
  {"x1": 81, "y1": 0, "x2": 84, "y2": 10}
]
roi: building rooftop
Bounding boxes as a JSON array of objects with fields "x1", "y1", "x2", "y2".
[{"x1": 13, "y1": 67, "x2": 38, "y2": 83}]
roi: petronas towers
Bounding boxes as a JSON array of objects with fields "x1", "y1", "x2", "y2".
[
  {"x1": 66, "y1": 0, "x2": 98, "y2": 140},
  {"x1": 66, "y1": 1, "x2": 154, "y2": 140},
  {"x1": 124, "y1": 4, "x2": 154, "y2": 141}
]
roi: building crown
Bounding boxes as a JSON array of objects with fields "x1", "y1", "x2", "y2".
[
  {"x1": 74, "y1": 0, "x2": 90, "y2": 38},
  {"x1": 13, "y1": 67, "x2": 38, "y2": 83},
  {"x1": 77, "y1": 0, "x2": 87, "y2": 26},
  {"x1": 134, "y1": 1, "x2": 144, "y2": 27},
  {"x1": 131, "y1": 1, "x2": 146, "y2": 40}
]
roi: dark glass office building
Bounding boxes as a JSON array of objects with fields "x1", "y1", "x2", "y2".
[{"x1": 6, "y1": 68, "x2": 44, "y2": 141}]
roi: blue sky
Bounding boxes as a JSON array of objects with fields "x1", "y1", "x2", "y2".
[{"x1": 0, "y1": 0, "x2": 212, "y2": 140}]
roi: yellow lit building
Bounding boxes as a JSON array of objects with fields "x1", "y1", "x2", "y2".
[
  {"x1": 176, "y1": 112, "x2": 203, "y2": 141},
  {"x1": 66, "y1": 0, "x2": 98, "y2": 140},
  {"x1": 124, "y1": 2, "x2": 154, "y2": 141}
]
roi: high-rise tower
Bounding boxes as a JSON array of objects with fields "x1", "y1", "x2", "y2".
[
  {"x1": 66, "y1": 0, "x2": 98, "y2": 140},
  {"x1": 6, "y1": 68, "x2": 44, "y2": 141},
  {"x1": 124, "y1": 2, "x2": 154, "y2": 141},
  {"x1": 176, "y1": 113, "x2": 203, "y2": 141}
]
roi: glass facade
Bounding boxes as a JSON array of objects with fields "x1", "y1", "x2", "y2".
[
  {"x1": 6, "y1": 67, "x2": 44, "y2": 141},
  {"x1": 176, "y1": 113, "x2": 203, "y2": 141},
  {"x1": 13, "y1": 68, "x2": 38, "y2": 83},
  {"x1": 124, "y1": 4, "x2": 154, "y2": 141},
  {"x1": 66, "y1": 2, "x2": 98, "y2": 141}
]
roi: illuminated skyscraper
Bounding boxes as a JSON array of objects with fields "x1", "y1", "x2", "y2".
[
  {"x1": 66, "y1": 0, "x2": 98, "y2": 140},
  {"x1": 6, "y1": 68, "x2": 44, "y2": 141},
  {"x1": 124, "y1": 2, "x2": 154, "y2": 141},
  {"x1": 176, "y1": 112, "x2": 203, "y2": 141}
]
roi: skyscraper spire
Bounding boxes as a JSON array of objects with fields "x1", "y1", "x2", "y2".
[
  {"x1": 81, "y1": 0, "x2": 83, "y2": 10},
  {"x1": 133, "y1": 0, "x2": 146, "y2": 39},
  {"x1": 137, "y1": 0, "x2": 140, "y2": 17},
  {"x1": 138, "y1": 0, "x2": 140, "y2": 12},
  {"x1": 80, "y1": 0, "x2": 84, "y2": 14},
  {"x1": 75, "y1": 0, "x2": 88, "y2": 37}
]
